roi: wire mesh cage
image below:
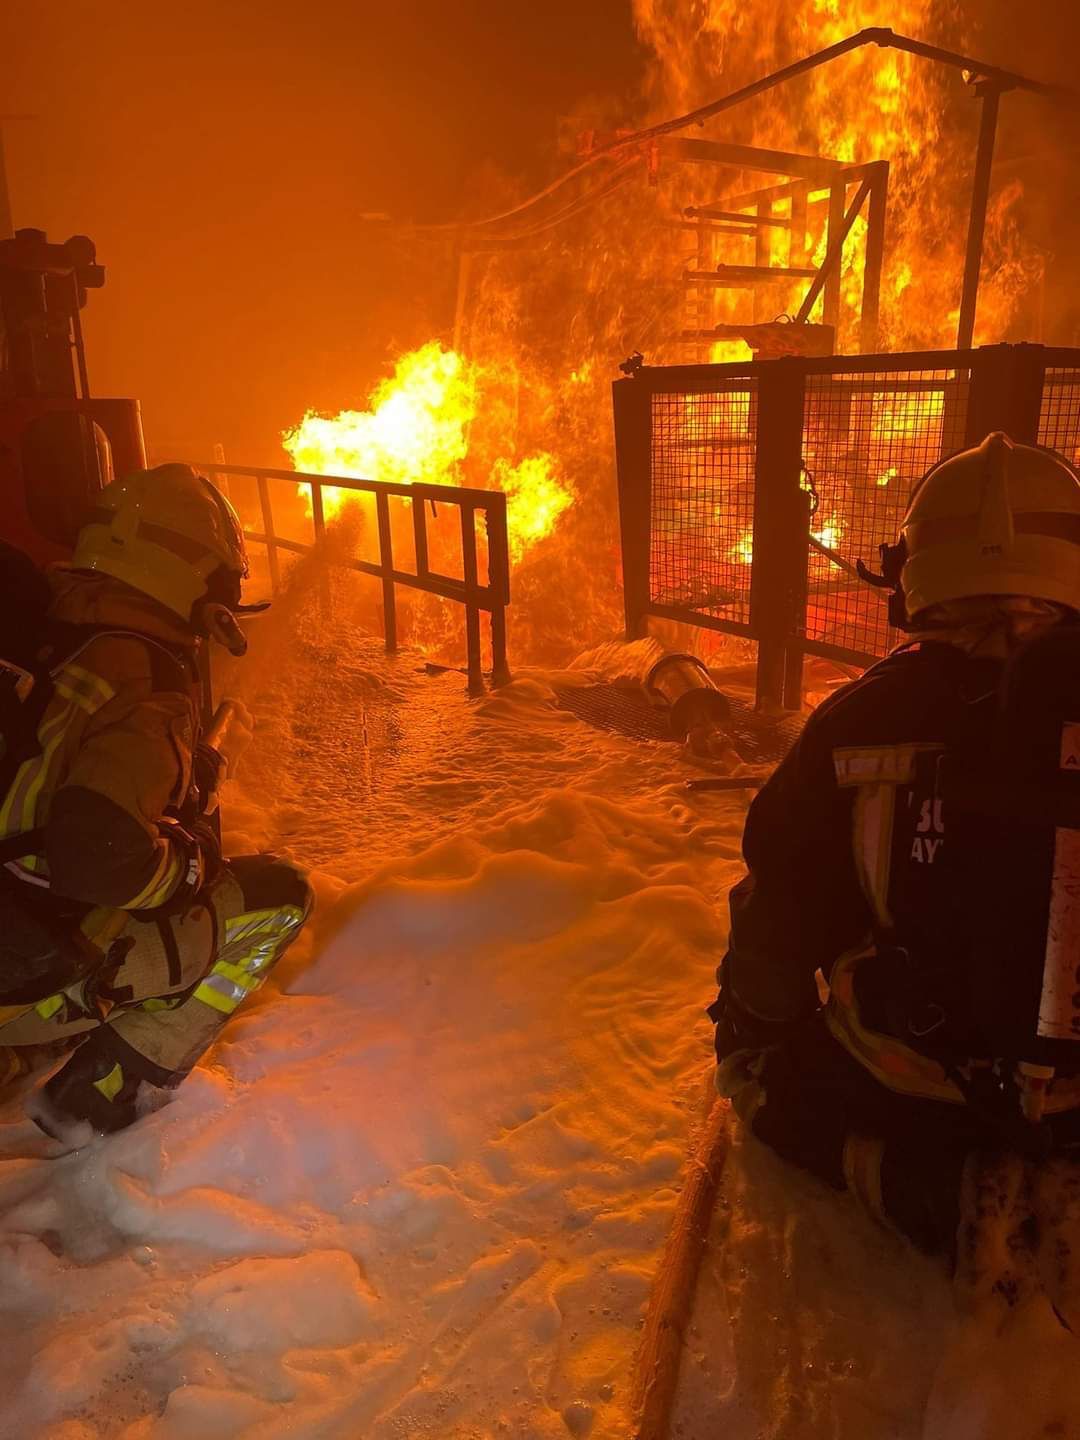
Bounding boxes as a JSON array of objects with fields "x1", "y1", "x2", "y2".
[
  {"x1": 615, "y1": 344, "x2": 1080, "y2": 708},
  {"x1": 1038, "y1": 369, "x2": 1080, "y2": 467},
  {"x1": 649, "y1": 383, "x2": 757, "y2": 626},
  {"x1": 800, "y1": 366, "x2": 970, "y2": 658}
]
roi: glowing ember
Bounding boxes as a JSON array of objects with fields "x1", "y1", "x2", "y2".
[
  {"x1": 283, "y1": 341, "x2": 573, "y2": 564},
  {"x1": 878, "y1": 465, "x2": 899, "y2": 487}
]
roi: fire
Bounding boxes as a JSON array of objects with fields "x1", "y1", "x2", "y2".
[
  {"x1": 729, "y1": 515, "x2": 845, "y2": 574},
  {"x1": 283, "y1": 342, "x2": 475, "y2": 516},
  {"x1": 633, "y1": 1, "x2": 1043, "y2": 352},
  {"x1": 492, "y1": 454, "x2": 575, "y2": 564},
  {"x1": 283, "y1": 341, "x2": 573, "y2": 562},
  {"x1": 812, "y1": 519, "x2": 845, "y2": 553}
]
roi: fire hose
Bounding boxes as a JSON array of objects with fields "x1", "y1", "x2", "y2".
[{"x1": 631, "y1": 1094, "x2": 731, "y2": 1440}]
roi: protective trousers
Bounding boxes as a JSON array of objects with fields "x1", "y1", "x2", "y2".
[
  {"x1": 0, "y1": 855, "x2": 312, "y2": 1130},
  {"x1": 720, "y1": 1017, "x2": 987, "y2": 1256}
]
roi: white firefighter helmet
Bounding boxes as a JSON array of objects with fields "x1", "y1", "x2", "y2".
[{"x1": 900, "y1": 432, "x2": 1080, "y2": 621}]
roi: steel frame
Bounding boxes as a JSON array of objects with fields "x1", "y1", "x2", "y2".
[{"x1": 193, "y1": 462, "x2": 512, "y2": 696}]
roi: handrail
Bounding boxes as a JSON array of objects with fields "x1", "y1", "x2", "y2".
[{"x1": 192, "y1": 461, "x2": 511, "y2": 696}]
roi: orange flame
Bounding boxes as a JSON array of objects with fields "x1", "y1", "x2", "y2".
[{"x1": 283, "y1": 341, "x2": 573, "y2": 562}]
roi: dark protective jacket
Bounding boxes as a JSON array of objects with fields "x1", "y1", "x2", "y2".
[
  {"x1": 0, "y1": 569, "x2": 200, "y2": 912},
  {"x1": 724, "y1": 638, "x2": 1080, "y2": 1107}
]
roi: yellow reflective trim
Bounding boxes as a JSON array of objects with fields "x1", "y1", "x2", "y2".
[
  {"x1": 139, "y1": 996, "x2": 178, "y2": 1013},
  {"x1": 54, "y1": 663, "x2": 115, "y2": 713},
  {"x1": 832, "y1": 744, "x2": 934, "y2": 788},
  {"x1": 92, "y1": 1061, "x2": 124, "y2": 1102},
  {"x1": 2, "y1": 699, "x2": 80, "y2": 845},
  {"x1": 33, "y1": 993, "x2": 64, "y2": 1021},
  {"x1": 826, "y1": 949, "x2": 964, "y2": 1104},
  {"x1": 852, "y1": 783, "x2": 897, "y2": 929},
  {"x1": 193, "y1": 977, "x2": 240, "y2": 1014}
]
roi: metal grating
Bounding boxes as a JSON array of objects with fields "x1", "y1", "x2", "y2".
[
  {"x1": 649, "y1": 384, "x2": 757, "y2": 626},
  {"x1": 800, "y1": 368, "x2": 970, "y2": 658},
  {"x1": 1038, "y1": 369, "x2": 1080, "y2": 467}
]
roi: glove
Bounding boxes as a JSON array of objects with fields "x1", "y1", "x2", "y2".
[
  {"x1": 708, "y1": 969, "x2": 793, "y2": 1063},
  {"x1": 708, "y1": 970, "x2": 790, "y2": 1108},
  {"x1": 192, "y1": 742, "x2": 227, "y2": 811}
]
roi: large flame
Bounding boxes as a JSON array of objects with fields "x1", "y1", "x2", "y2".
[
  {"x1": 283, "y1": 341, "x2": 573, "y2": 563},
  {"x1": 634, "y1": 0, "x2": 1043, "y2": 353},
  {"x1": 283, "y1": 342, "x2": 475, "y2": 508}
]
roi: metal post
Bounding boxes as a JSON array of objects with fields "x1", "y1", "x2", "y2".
[
  {"x1": 860, "y1": 161, "x2": 889, "y2": 353},
  {"x1": 460, "y1": 504, "x2": 484, "y2": 696},
  {"x1": 452, "y1": 248, "x2": 474, "y2": 354},
  {"x1": 256, "y1": 474, "x2": 281, "y2": 593},
  {"x1": 612, "y1": 377, "x2": 653, "y2": 639},
  {"x1": 789, "y1": 184, "x2": 809, "y2": 268},
  {"x1": 376, "y1": 491, "x2": 397, "y2": 653},
  {"x1": 753, "y1": 200, "x2": 771, "y2": 322},
  {"x1": 823, "y1": 183, "x2": 846, "y2": 331},
  {"x1": 212, "y1": 442, "x2": 232, "y2": 501},
  {"x1": 412, "y1": 494, "x2": 430, "y2": 576},
  {"x1": 751, "y1": 359, "x2": 808, "y2": 710},
  {"x1": 956, "y1": 82, "x2": 1004, "y2": 352},
  {"x1": 485, "y1": 494, "x2": 512, "y2": 687},
  {"x1": 966, "y1": 343, "x2": 1045, "y2": 447},
  {"x1": 310, "y1": 479, "x2": 326, "y2": 542},
  {"x1": 797, "y1": 178, "x2": 872, "y2": 327}
]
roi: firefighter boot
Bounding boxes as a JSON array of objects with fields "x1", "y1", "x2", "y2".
[
  {"x1": 1034, "y1": 1154, "x2": 1080, "y2": 1333},
  {"x1": 31, "y1": 1030, "x2": 143, "y2": 1138}
]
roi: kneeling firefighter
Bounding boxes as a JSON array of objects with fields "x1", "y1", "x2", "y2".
[
  {"x1": 0, "y1": 464, "x2": 312, "y2": 1135},
  {"x1": 710, "y1": 432, "x2": 1080, "y2": 1256}
]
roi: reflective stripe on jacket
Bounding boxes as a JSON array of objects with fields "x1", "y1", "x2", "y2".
[{"x1": 0, "y1": 569, "x2": 200, "y2": 912}]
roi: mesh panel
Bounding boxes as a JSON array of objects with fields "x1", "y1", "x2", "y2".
[
  {"x1": 800, "y1": 368, "x2": 970, "y2": 658},
  {"x1": 649, "y1": 384, "x2": 756, "y2": 625},
  {"x1": 1038, "y1": 370, "x2": 1080, "y2": 467}
]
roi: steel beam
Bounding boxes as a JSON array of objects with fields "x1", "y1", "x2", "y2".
[{"x1": 956, "y1": 83, "x2": 1003, "y2": 351}]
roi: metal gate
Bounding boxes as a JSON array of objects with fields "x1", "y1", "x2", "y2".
[{"x1": 614, "y1": 343, "x2": 1080, "y2": 708}]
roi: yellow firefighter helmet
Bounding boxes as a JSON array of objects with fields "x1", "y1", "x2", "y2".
[
  {"x1": 73, "y1": 464, "x2": 249, "y2": 622},
  {"x1": 901, "y1": 432, "x2": 1080, "y2": 621}
]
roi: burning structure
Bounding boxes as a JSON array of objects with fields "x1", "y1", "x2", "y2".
[{"x1": 203, "y1": 21, "x2": 1074, "y2": 703}]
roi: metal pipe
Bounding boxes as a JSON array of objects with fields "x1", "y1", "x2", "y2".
[{"x1": 956, "y1": 84, "x2": 1002, "y2": 352}]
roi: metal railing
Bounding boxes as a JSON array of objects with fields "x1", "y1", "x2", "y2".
[
  {"x1": 614, "y1": 343, "x2": 1080, "y2": 709},
  {"x1": 192, "y1": 463, "x2": 511, "y2": 695}
]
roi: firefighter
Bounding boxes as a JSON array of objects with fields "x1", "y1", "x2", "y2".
[
  {"x1": 0, "y1": 464, "x2": 312, "y2": 1136},
  {"x1": 710, "y1": 432, "x2": 1080, "y2": 1258}
]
